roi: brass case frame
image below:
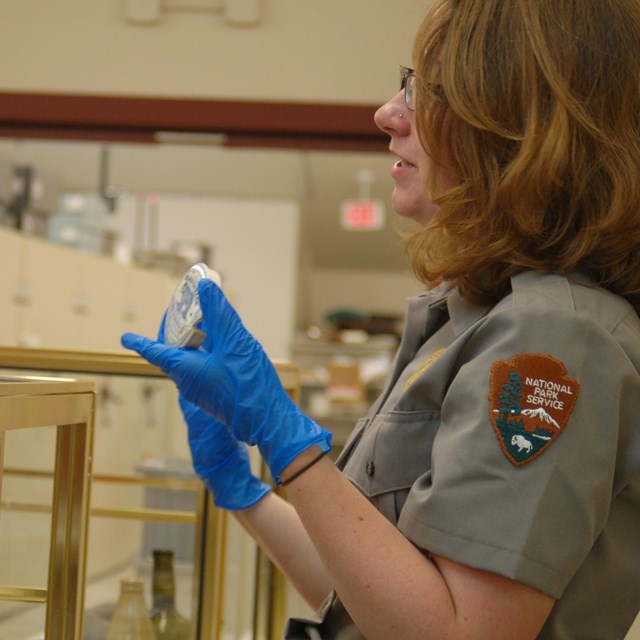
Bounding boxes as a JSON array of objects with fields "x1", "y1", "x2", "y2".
[{"x1": 0, "y1": 376, "x2": 95, "y2": 640}]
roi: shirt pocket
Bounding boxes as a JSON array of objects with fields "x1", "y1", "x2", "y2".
[
  {"x1": 343, "y1": 410, "x2": 440, "y2": 524},
  {"x1": 336, "y1": 417, "x2": 369, "y2": 470}
]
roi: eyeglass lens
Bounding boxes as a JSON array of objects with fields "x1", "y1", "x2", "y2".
[{"x1": 399, "y1": 66, "x2": 416, "y2": 110}]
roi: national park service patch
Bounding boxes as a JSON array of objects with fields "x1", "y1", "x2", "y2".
[{"x1": 489, "y1": 354, "x2": 580, "y2": 465}]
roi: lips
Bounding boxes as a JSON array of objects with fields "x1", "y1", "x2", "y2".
[{"x1": 390, "y1": 147, "x2": 416, "y2": 169}]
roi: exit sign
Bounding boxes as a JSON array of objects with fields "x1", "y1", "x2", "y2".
[{"x1": 340, "y1": 199, "x2": 385, "y2": 231}]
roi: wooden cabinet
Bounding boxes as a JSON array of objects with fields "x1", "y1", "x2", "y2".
[
  {"x1": 0, "y1": 226, "x2": 21, "y2": 343},
  {"x1": 19, "y1": 234, "x2": 84, "y2": 349},
  {"x1": 0, "y1": 226, "x2": 174, "y2": 351},
  {"x1": 119, "y1": 264, "x2": 173, "y2": 344}
]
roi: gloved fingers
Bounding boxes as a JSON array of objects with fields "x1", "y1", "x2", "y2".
[
  {"x1": 122, "y1": 332, "x2": 183, "y2": 371},
  {"x1": 122, "y1": 332, "x2": 157, "y2": 355},
  {"x1": 178, "y1": 395, "x2": 209, "y2": 434},
  {"x1": 179, "y1": 393, "x2": 239, "y2": 457},
  {"x1": 190, "y1": 424, "x2": 236, "y2": 473},
  {"x1": 189, "y1": 421, "x2": 238, "y2": 470},
  {"x1": 178, "y1": 394, "x2": 199, "y2": 418},
  {"x1": 123, "y1": 329, "x2": 238, "y2": 424},
  {"x1": 202, "y1": 448, "x2": 272, "y2": 511},
  {"x1": 179, "y1": 395, "x2": 221, "y2": 439},
  {"x1": 157, "y1": 310, "x2": 169, "y2": 343},
  {"x1": 197, "y1": 279, "x2": 249, "y2": 349}
]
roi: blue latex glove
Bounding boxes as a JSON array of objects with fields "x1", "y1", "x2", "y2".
[
  {"x1": 180, "y1": 395, "x2": 271, "y2": 510},
  {"x1": 122, "y1": 279, "x2": 332, "y2": 483}
]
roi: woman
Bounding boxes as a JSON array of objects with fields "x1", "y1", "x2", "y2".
[{"x1": 123, "y1": 0, "x2": 640, "y2": 637}]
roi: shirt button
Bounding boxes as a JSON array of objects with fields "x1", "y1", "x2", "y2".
[{"x1": 366, "y1": 461, "x2": 375, "y2": 477}]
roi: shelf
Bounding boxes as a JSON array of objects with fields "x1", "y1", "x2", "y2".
[{"x1": 291, "y1": 334, "x2": 397, "y2": 359}]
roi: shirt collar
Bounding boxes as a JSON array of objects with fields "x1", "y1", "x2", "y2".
[
  {"x1": 442, "y1": 269, "x2": 591, "y2": 336},
  {"x1": 445, "y1": 287, "x2": 494, "y2": 336},
  {"x1": 407, "y1": 280, "x2": 492, "y2": 337}
]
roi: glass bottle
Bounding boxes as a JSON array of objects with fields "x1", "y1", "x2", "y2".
[
  {"x1": 106, "y1": 578, "x2": 157, "y2": 640},
  {"x1": 150, "y1": 549, "x2": 191, "y2": 639}
]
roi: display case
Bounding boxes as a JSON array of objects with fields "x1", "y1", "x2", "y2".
[
  {"x1": 0, "y1": 347, "x2": 298, "y2": 640},
  {"x1": 0, "y1": 375, "x2": 95, "y2": 640}
]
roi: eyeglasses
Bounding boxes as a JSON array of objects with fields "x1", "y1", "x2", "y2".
[{"x1": 399, "y1": 66, "x2": 416, "y2": 111}]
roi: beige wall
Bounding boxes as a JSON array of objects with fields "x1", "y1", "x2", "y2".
[
  {"x1": 0, "y1": 0, "x2": 428, "y2": 103},
  {"x1": 304, "y1": 266, "x2": 421, "y2": 330}
]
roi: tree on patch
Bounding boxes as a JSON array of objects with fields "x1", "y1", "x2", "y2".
[{"x1": 496, "y1": 371, "x2": 524, "y2": 430}]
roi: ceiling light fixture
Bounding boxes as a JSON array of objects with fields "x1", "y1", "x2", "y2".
[{"x1": 154, "y1": 132, "x2": 229, "y2": 146}]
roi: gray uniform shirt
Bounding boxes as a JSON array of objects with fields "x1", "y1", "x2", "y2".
[{"x1": 286, "y1": 270, "x2": 640, "y2": 640}]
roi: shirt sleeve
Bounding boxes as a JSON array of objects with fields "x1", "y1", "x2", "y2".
[{"x1": 397, "y1": 304, "x2": 633, "y2": 598}]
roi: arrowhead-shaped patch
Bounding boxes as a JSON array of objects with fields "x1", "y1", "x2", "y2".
[{"x1": 489, "y1": 354, "x2": 580, "y2": 465}]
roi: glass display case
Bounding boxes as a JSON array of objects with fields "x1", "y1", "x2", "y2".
[
  {"x1": 0, "y1": 347, "x2": 299, "y2": 640},
  {"x1": 0, "y1": 375, "x2": 95, "y2": 640}
]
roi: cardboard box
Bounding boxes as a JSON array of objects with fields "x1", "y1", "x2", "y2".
[{"x1": 326, "y1": 363, "x2": 363, "y2": 406}]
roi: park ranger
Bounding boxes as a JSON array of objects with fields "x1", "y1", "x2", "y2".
[{"x1": 123, "y1": 0, "x2": 640, "y2": 637}]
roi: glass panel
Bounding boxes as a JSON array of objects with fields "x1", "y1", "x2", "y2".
[
  {"x1": 0, "y1": 601, "x2": 46, "y2": 640},
  {"x1": 84, "y1": 373, "x2": 198, "y2": 638},
  {"x1": 0, "y1": 363, "x2": 200, "y2": 639}
]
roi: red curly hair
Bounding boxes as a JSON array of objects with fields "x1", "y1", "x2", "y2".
[{"x1": 409, "y1": 0, "x2": 640, "y2": 313}]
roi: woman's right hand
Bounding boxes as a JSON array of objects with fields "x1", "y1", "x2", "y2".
[
  {"x1": 179, "y1": 396, "x2": 271, "y2": 510},
  {"x1": 122, "y1": 278, "x2": 331, "y2": 484}
]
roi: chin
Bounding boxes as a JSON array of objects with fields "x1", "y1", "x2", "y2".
[{"x1": 392, "y1": 195, "x2": 435, "y2": 226}]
